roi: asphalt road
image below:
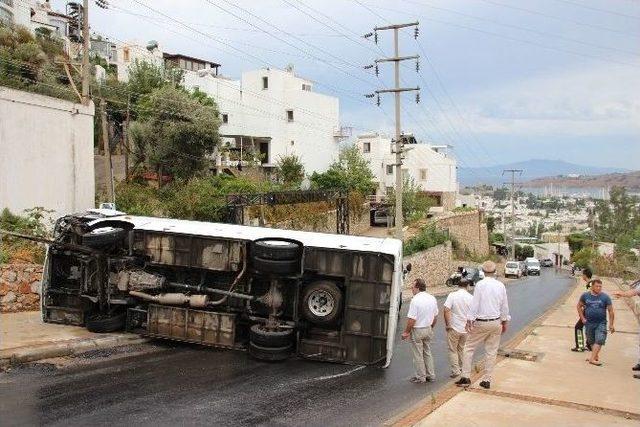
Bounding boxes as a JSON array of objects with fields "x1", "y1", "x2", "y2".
[{"x1": 0, "y1": 269, "x2": 573, "y2": 427}]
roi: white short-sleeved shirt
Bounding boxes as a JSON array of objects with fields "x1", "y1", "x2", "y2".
[
  {"x1": 443, "y1": 288, "x2": 473, "y2": 334},
  {"x1": 407, "y1": 292, "x2": 439, "y2": 328}
]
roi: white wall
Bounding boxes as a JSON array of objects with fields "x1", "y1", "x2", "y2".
[
  {"x1": 115, "y1": 42, "x2": 164, "y2": 83},
  {"x1": 0, "y1": 88, "x2": 95, "y2": 219},
  {"x1": 357, "y1": 133, "x2": 458, "y2": 195},
  {"x1": 183, "y1": 67, "x2": 341, "y2": 173}
]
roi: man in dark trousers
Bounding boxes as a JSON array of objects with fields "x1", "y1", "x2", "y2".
[{"x1": 572, "y1": 267, "x2": 594, "y2": 352}]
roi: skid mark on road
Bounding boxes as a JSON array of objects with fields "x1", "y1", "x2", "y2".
[{"x1": 283, "y1": 365, "x2": 366, "y2": 386}]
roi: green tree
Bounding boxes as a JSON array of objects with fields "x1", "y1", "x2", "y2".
[
  {"x1": 572, "y1": 247, "x2": 597, "y2": 269},
  {"x1": 310, "y1": 145, "x2": 376, "y2": 195},
  {"x1": 486, "y1": 216, "x2": 496, "y2": 233},
  {"x1": 129, "y1": 85, "x2": 220, "y2": 180},
  {"x1": 514, "y1": 244, "x2": 534, "y2": 260},
  {"x1": 387, "y1": 177, "x2": 435, "y2": 222},
  {"x1": 276, "y1": 154, "x2": 305, "y2": 189}
]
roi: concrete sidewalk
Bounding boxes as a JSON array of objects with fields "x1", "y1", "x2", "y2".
[
  {"x1": 397, "y1": 278, "x2": 640, "y2": 426},
  {"x1": 1, "y1": 311, "x2": 147, "y2": 367}
]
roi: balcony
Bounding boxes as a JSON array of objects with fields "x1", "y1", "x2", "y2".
[{"x1": 333, "y1": 126, "x2": 353, "y2": 140}]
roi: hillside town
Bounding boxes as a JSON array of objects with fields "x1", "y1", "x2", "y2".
[{"x1": 0, "y1": 1, "x2": 639, "y2": 426}]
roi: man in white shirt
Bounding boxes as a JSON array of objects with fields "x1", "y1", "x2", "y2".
[
  {"x1": 455, "y1": 261, "x2": 510, "y2": 390},
  {"x1": 402, "y1": 278, "x2": 439, "y2": 383},
  {"x1": 443, "y1": 277, "x2": 473, "y2": 378}
]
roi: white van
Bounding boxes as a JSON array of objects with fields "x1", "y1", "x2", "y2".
[
  {"x1": 41, "y1": 210, "x2": 403, "y2": 367},
  {"x1": 504, "y1": 261, "x2": 522, "y2": 278},
  {"x1": 525, "y1": 257, "x2": 541, "y2": 276}
]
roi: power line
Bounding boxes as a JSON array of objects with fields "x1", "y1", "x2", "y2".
[
  {"x1": 202, "y1": 0, "x2": 377, "y2": 85},
  {"x1": 358, "y1": 2, "x2": 640, "y2": 68},
  {"x1": 350, "y1": 0, "x2": 501, "y2": 179},
  {"x1": 477, "y1": 0, "x2": 639, "y2": 37},
  {"x1": 126, "y1": 0, "x2": 377, "y2": 103},
  {"x1": 399, "y1": 0, "x2": 640, "y2": 57},
  {"x1": 549, "y1": 0, "x2": 640, "y2": 20}
]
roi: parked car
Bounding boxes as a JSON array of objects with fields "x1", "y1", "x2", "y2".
[
  {"x1": 525, "y1": 257, "x2": 541, "y2": 276},
  {"x1": 519, "y1": 261, "x2": 527, "y2": 276},
  {"x1": 504, "y1": 261, "x2": 522, "y2": 278},
  {"x1": 540, "y1": 258, "x2": 554, "y2": 267},
  {"x1": 371, "y1": 208, "x2": 394, "y2": 227}
]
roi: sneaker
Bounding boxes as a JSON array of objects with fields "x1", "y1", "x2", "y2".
[
  {"x1": 634, "y1": 374, "x2": 640, "y2": 380},
  {"x1": 632, "y1": 364, "x2": 640, "y2": 371},
  {"x1": 570, "y1": 347, "x2": 585, "y2": 352},
  {"x1": 409, "y1": 377, "x2": 426, "y2": 384},
  {"x1": 479, "y1": 381, "x2": 491, "y2": 389},
  {"x1": 426, "y1": 377, "x2": 436, "y2": 382},
  {"x1": 450, "y1": 373, "x2": 460, "y2": 378},
  {"x1": 455, "y1": 377, "x2": 471, "y2": 387}
]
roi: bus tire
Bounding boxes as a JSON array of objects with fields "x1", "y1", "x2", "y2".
[
  {"x1": 252, "y1": 257, "x2": 300, "y2": 276},
  {"x1": 248, "y1": 342, "x2": 292, "y2": 362},
  {"x1": 250, "y1": 324, "x2": 294, "y2": 347},
  {"x1": 302, "y1": 281, "x2": 343, "y2": 326},
  {"x1": 85, "y1": 312, "x2": 126, "y2": 333},
  {"x1": 251, "y1": 238, "x2": 301, "y2": 261},
  {"x1": 82, "y1": 227, "x2": 126, "y2": 248}
]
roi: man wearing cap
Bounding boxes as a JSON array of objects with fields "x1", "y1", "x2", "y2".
[{"x1": 455, "y1": 260, "x2": 510, "y2": 389}]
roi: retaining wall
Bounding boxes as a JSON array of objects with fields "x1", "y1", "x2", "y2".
[
  {"x1": 434, "y1": 210, "x2": 489, "y2": 257},
  {"x1": 403, "y1": 241, "x2": 453, "y2": 290},
  {"x1": 0, "y1": 264, "x2": 42, "y2": 313}
]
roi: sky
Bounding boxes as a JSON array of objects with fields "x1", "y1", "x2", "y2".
[{"x1": 53, "y1": 0, "x2": 640, "y2": 170}]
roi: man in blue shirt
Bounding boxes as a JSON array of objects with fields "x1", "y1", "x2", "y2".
[{"x1": 578, "y1": 279, "x2": 615, "y2": 366}]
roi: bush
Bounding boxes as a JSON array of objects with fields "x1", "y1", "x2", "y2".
[
  {"x1": 115, "y1": 182, "x2": 163, "y2": 216},
  {"x1": 403, "y1": 224, "x2": 449, "y2": 256},
  {"x1": 0, "y1": 207, "x2": 51, "y2": 264},
  {"x1": 275, "y1": 154, "x2": 305, "y2": 189}
]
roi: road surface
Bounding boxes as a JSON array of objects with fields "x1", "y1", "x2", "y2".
[{"x1": 0, "y1": 269, "x2": 573, "y2": 426}]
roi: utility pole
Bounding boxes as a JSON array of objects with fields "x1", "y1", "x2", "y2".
[
  {"x1": 365, "y1": 22, "x2": 420, "y2": 240},
  {"x1": 81, "y1": 0, "x2": 90, "y2": 105},
  {"x1": 503, "y1": 169, "x2": 523, "y2": 259},
  {"x1": 100, "y1": 98, "x2": 115, "y2": 203},
  {"x1": 123, "y1": 94, "x2": 130, "y2": 181}
]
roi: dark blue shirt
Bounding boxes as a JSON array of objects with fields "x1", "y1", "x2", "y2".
[{"x1": 580, "y1": 291, "x2": 612, "y2": 324}]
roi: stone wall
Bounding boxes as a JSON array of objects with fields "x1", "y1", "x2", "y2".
[
  {"x1": 403, "y1": 241, "x2": 453, "y2": 290},
  {"x1": 440, "y1": 191, "x2": 457, "y2": 212},
  {"x1": 434, "y1": 210, "x2": 489, "y2": 257},
  {"x1": 0, "y1": 264, "x2": 42, "y2": 313}
]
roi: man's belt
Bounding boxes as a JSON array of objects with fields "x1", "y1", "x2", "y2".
[{"x1": 476, "y1": 317, "x2": 500, "y2": 322}]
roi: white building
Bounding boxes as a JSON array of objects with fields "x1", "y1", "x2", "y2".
[
  {"x1": 357, "y1": 133, "x2": 458, "y2": 209},
  {"x1": 1, "y1": 0, "x2": 32, "y2": 27},
  {"x1": 0, "y1": 87, "x2": 95, "y2": 219},
  {"x1": 90, "y1": 37, "x2": 165, "y2": 83},
  {"x1": 182, "y1": 66, "x2": 343, "y2": 173}
]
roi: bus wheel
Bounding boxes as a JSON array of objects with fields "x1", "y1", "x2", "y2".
[
  {"x1": 250, "y1": 324, "x2": 294, "y2": 347},
  {"x1": 302, "y1": 281, "x2": 342, "y2": 326},
  {"x1": 248, "y1": 342, "x2": 292, "y2": 362}
]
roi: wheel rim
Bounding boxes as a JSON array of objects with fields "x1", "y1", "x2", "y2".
[{"x1": 308, "y1": 290, "x2": 335, "y2": 317}]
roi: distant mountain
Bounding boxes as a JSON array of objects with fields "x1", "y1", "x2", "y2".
[
  {"x1": 459, "y1": 159, "x2": 628, "y2": 187},
  {"x1": 523, "y1": 170, "x2": 640, "y2": 191}
]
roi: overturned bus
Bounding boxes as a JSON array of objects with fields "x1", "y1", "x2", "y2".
[{"x1": 41, "y1": 210, "x2": 404, "y2": 367}]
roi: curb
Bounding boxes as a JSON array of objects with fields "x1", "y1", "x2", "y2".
[{"x1": 0, "y1": 334, "x2": 150, "y2": 368}]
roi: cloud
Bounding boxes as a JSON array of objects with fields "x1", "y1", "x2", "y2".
[{"x1": 432, "y1": 61, "x2": 640, "y2": 136}]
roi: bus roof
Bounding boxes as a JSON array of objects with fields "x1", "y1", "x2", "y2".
[{"x1": 90, "y1": 214, "x2": 403, "y2": 257}]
